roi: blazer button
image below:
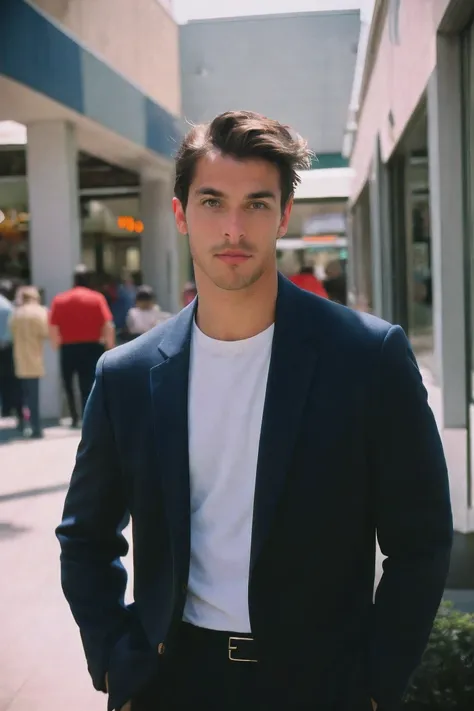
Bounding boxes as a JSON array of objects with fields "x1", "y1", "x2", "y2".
[{"x1": 158, "y1": 642, "x2": 166, "y2": 656}]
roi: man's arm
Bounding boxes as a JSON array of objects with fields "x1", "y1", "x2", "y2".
[
  {"x1": 55, "y1": 355, "x2": 130, "y2": 692},
  {"x1": 36, "y1": 309, "x2": 50, "y2": 340},
  {"x1": 48, "y1": 299, "x2": 61, "y2": 349},
  {"x1": 368, "y1": 325, "x2": 453, "y2": 710},
  {"x1": 98, "y1": 295, "x2": 116, "y2": 350},
  {"x1": 101, "y1": 320, "x2": 116, "y2": 350}
]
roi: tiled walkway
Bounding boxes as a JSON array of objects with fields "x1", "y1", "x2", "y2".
[
  {"x1": 0, "y1": 423, "x2": 129, "y2": 711},
  {"x1": 0, "y1": 417, "x2": 472, "y2": 711}
]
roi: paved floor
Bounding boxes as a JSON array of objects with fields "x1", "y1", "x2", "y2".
[
  {"x1": 1, "y1": 418, "x2": 472, "y2": 711},
  {"x1": 0, "y1": 420, "x2": 133, "y2": 711}
]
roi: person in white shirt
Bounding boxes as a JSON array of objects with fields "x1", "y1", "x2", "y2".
[
  {"x1": 125, "y1": 285, "x2": 171, "y2": 338},
  {"x1": 57, "y1": 111, "x2": 452, "y2": 711}
]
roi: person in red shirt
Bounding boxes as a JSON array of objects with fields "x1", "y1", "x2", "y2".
[
  {"x1": 49, "y1": 265, "x2": 115, "y2": 427},
  {"x1": 289, "y1": 253, "x2": 328, "y2": 298}
]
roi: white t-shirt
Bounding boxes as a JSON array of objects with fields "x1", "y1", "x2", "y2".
[
  {"x1": 184, "y1": 320, "x2": 274, "y2": 633},
  {"x1": 126, "y1": 305, "x2": 170, "y2": 335}
]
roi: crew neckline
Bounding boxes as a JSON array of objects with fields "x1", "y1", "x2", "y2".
[{"x1": 192, "y1": 320, "x2": 274, "y2": 356}]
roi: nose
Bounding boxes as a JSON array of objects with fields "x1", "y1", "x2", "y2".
[{"x1": 223, "y1": 210, "x2": 245, "y2": 244}]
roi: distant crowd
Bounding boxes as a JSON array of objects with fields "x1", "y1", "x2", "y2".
[
  {"x1": 0, "y1": 256, "x2": 344, "y2": 440},
  {"x1": 0, "y1": 267, "x2": 172, "y2": 439}
]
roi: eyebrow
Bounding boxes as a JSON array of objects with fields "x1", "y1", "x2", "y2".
[{"x1": 195, "y1": 188, "x2": 277, "y2": 201}]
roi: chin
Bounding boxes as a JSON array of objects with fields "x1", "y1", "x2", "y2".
[{"x1": 212, "y1": 270, "x2": 264, "y2": 292}]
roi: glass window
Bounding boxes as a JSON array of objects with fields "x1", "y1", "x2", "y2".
[{"x1": 403, "y1": 115, "x2": 434, "y2": 378}]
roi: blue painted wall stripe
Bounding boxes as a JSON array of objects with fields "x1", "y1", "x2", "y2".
[
  {"x1": 0, "y1": 0, "x2": 182, "y2": 160},
  {"x1": 0, "y1": 0, "x2": 83, "y2": 114}
]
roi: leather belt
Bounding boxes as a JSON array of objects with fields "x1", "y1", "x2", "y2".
[{"x1": 228, "y1": 635, "x2": 258, "y2": 663}]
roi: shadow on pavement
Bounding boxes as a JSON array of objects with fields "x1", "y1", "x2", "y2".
[
  {"x1": 0, "y1": 482, "x2": 69, "y2": 504},
  {"x1": 0, "y1": 520, "x2": 30, "y2": 540},
  {"x1": 0, "y1": 428, "x2": 21, "y2": 445},
  {"x1": 0, "y1": 420, "x2": 81, "y2": 446}
]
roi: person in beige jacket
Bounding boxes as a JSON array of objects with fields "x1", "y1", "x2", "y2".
[{"x1": 9, "y1": 286, "x2": 49, "y2": 438}]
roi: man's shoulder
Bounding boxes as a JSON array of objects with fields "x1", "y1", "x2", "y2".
[
  {"x1": 78, "y1": 287, "x2": 107, "y2": 305},
  {"x1": 102, "y1": 313, "x2": 178, "y2": 373},
  {"x1": 28, "y1": 304, "x2": 48, "y2": 320},
  {"x1": 294, "y1": 286, "x2": 392, "y2": 349},
  {"x1": 53, "y1": 287, "x2": 102, "y2": 304},
  {"x1": 51, "y1": 289, "x2": 73, "y2": 306}
]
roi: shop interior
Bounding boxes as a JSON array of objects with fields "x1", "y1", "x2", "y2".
[
  {"x1": 399, "y1": 108, "x2": 433, "y2": 372},
  {"x1": 277, "y1": 198, "x2": 348, "y2": 281},
  {"x1": 0, "y1": 150, "x2": 144, "y2": 287},
  {"x1": 1, "y1": 149, "x2": 348, "y2": 291}
]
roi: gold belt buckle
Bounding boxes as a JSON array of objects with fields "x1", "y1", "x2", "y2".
[{"x1": 228, "y1": 636, "x2": 258, "y2": 663}]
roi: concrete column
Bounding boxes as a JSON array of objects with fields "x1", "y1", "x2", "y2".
[
  {"x1": 140, "y1": 178, "x2": 180, "y2": 314},
  {"x1": 369, "y1": 151, "x2": 384, "y2": 319},
  {"x1": 428, "y1": 35, "x2": 474, "y2": 589},
  {"x1": 427, "y1": 37, "x2": 466, "y2": 430},
  {"x1": 369, "y1": 138, "x2": 394, "y2": 322},
  {"x1": 27, "y1": 120, "x2": 81, "y2": 420}
]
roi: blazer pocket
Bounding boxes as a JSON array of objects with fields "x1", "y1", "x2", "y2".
[{"x1": 106, "y1": 632, "x2": 157, "y2": 711}]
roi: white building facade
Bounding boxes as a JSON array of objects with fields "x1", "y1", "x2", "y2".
[{"x1": 0, "y1": 0, "x2": 186, "y2": 419}]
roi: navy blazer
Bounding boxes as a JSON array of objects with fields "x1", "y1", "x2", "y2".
[{"x1": 56, "y1": 274, "x2": 452, "y2": 711}]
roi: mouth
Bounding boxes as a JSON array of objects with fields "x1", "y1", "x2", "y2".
[{"x1": 215, "y1": 251, "x2": 252, "y2": 265}]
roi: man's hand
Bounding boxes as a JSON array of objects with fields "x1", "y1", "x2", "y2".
[
  {"x1": 106, "y1": 674, "x2": 132, "y2": 711},
  {"x1": 372, "y1": 700, "x2": 378, "y2": 710}
]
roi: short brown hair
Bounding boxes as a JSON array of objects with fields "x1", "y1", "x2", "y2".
[{"x1": 174, "y1": 110, "x2": 312, "y2": 210}]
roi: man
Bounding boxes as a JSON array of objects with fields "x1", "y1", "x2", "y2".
[
  {"x1": 324, "y1": 258, "x2": 347, "y2": 305},
  {"x1": 9, "y1": 286, "x2": 49, "y2": 438},
  {"x1": 49, "y1": 265, "x2": 115, "y2": 427},
  {"x1": 56, "y1": 112, "x2": 452, "y2": 711},
  {"x1": 125, "y1": 285, "x2": 172, "y2": 339},
  {"x1": 289, "y1": 251, "x2": 328, "y2": 298},
  {"x1": 0, "y1": 279, "x2": 22, "y2": 427}
]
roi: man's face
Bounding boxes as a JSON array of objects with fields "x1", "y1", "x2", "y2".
[{"x1": 173, "y1": 152, "x2": 292, "y2": 292}]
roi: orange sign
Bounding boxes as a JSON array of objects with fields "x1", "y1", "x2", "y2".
[
  {"x1": 302, "y1": 235, "x2": 338, "y2": 242},
  {"x1": 117, "y1": 216, "x2": 144, "y2": 234}
]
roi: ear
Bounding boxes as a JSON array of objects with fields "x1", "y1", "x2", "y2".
[
  {"x1": 277, "y1": 196, "x2": 293, "y2": 239},
  {"x1": 173, "y1": 197, "x2": 188, "y2": 235}
]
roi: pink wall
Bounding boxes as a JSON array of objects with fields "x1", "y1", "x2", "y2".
[
  {"x1": 32, "y1": 0, "x2": 181, "y2": 116},
  {"x1": 350, "y1": 0, "x2": 449, "y2": 202}
]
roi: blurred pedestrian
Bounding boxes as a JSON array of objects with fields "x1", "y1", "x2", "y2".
[
  {"x1": 125, "y1": 285, "x2": 171, "y2": 338},
  {"x1": 324, "y1": 259, "x2": 347, "y2": 305},
  {"x1": 0, "y1": 279, "x2": 23, "y2": 428},
  {"x1": 182, "y1": 280, "x2": 197, "y2": 306},
  {"x1": 112, "y1": 272, "x2": 137, "y2": 342},
  {"x1": 49, "y1": 265, "x2": 115, "y2": 428},
  {"x1": 289, "y1": 251, "x2": 328, "y2": 297},
  {"x1": 9, "y1": 286, "x2": 49, "y2": 438},
  {"x1": 57, "y1": 111, "x2": 452, "y2": 711}
]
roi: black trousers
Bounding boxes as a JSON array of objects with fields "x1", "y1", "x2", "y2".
[
  {"x1": 20, "y1": 378, "x2": 41, "y2": 435},
  {"x1": 60, "y1": 342, "x2": 104, "y2": 423},
  {"x1": 0, "y1": 344, "x2": 22, "y2": 421},
  {"x1": 132, "y1": 624, "x2": 310, "y2": 711}
]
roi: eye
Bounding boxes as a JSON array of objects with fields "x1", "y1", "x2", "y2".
[
  {"x1": 202, "y1": 198, "x2": 220, "y2": 208},
  {"x1": 248, "y1": 202, "x2": 268, "y2": 210}
]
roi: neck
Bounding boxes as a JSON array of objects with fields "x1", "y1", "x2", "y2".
[{"x1": 195, "y1": 268, "x2": 278, "y2": 341}]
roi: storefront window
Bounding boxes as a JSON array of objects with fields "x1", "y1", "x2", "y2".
[
  {"x1": 349, "y1": 185, "x2": 373, "y2": 311},
  {"x1": 406, "y1": 181, "x2": 432, "y2": 341},
  {"x1": 80, "y1": 195, "x2": 142, "y2": 281},
  {"x1": 402, "y1": 112, "x2": 434, "y2": 376}
]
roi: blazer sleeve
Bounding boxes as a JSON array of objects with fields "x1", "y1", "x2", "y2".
[
  {"x1": 55, "y1": 354, "x2": 131, "y2": 693},
  {"x1": 368, "y1": 325, "x2": 453, "y2": 710}
]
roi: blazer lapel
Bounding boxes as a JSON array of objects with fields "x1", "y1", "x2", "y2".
[
  {"x1": 149, "y1": 302, "x2": 195, "y2": 581},
  {"x1": 250, "y1": 275, "x2": 319, "y2": 572}
]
